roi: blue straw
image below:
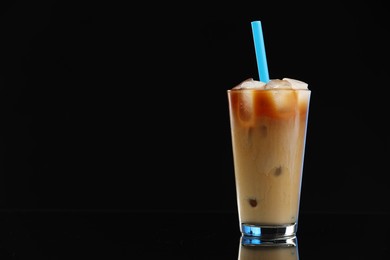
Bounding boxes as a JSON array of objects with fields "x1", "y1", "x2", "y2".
[{"x1": 251, "y1": 21, "x2": 270, "y2": 83}]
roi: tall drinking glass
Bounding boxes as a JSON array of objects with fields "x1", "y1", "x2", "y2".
[{"x1": 227, "y1": 79, "x2": 311, "y2": 240}]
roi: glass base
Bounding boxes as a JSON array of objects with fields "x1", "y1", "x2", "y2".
[
  {"x1": 241, "y1": 235, "x2": 297, "y2": 247},
  {"x1": 241, "y1": 223, "x2": 297, "y2": 238}
]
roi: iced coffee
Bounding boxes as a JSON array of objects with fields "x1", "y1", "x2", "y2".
[{"x1": 227, "y1": 78, "x2": 310, "y2": 238}]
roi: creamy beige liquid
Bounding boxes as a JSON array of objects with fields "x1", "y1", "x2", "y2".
[{"x1": 228, "y1": 88, "x2": 310, "y2": 226}]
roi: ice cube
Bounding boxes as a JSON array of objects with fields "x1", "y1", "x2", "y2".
[
  {"x1": 282, "y1": 78, "x2": 308, "y2": 90},
  {"x1": 230, "y1": 90, "x2": 256, "y2": 127},
  {"x1": 271, "y1": 90, "x2": 297, "y2": 113},
  {"x1": 265, "y1": 79, "x2": 293, "y2": 90},
  {"x1": 234, "y1": 78, "x2": 266, "y2": 89}
]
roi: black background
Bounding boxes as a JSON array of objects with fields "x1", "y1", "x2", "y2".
[{"x1": 1, "y1": 1, "x2": 389, "y2": 214}]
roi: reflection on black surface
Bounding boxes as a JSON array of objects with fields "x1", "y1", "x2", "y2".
[
  {"x1": 238, "y1": 236, "x2": 299, "y2": 260},
  {"x1": 1, "y1": 211, "x2": 390, "y2": 259}
]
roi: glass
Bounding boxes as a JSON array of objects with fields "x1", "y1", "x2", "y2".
[{"x1": 227, "y1": 88, "x2": 311, "y2": 240}]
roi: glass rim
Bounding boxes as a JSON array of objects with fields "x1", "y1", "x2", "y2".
[{"x1": 227, "y1": 88, "x2": 311, "y2": 93}]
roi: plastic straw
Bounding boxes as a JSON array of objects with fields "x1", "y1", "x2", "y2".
[{"x1": 251, "y1": 21, "x2": 270, "y2": 83}]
